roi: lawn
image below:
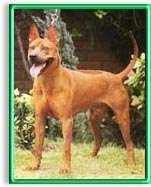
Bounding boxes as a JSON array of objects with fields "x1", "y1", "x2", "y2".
[{"x1": 14, "y1": 139, "x2": 145, "y2": 180}]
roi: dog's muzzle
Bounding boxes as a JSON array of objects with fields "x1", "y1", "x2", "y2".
[{"x1": 29, "y1": 56, "x2": 53, "y2": 78}]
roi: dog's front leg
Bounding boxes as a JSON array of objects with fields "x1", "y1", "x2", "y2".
[
  {"x1": 26, "y1": 114, "x2": 46, "y2": 170},
  {"x1": 59, "y1": 118, "x2": 73, "y2": 174}
]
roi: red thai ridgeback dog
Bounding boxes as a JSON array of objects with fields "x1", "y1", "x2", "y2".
[{"x1": 26, "y1": 24, "x2": 138, "y2": 174}]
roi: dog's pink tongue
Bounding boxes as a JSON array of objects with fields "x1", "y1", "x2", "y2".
[{"x1": 30, "y1": 64, "x2": 45, "y2": 78}]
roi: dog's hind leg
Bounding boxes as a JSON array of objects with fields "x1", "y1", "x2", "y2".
[
  {"x1": 107, "y1": 91, "x2": 135, "y2": 165},
  {"x1": 115, "y1": 108, "x2": 135, "y2": 165},
  {"x1": 88, "y1": 105, "x2": 107, "y2": 157}
]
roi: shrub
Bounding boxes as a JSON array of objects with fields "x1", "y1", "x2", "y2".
[
  {"x1": 14, "y1": 89, "x2": 35, "y2": 149},
  {"x1": 73, "y1": 113, "x2": 93, "y2": 143},
  {"x1": 45, "y1": 118, "x2": 62, "y2": 140},
  {"x1": 124, "y1": 53, "x2": 145, "y2": 147},
  {"x1": 124, "y1": 53, "x2": 145, "y2": 112},
  {"x1": 46, "y1": 113, "x2": 93, "y2": 143}
]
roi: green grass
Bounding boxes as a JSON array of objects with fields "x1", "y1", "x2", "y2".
[{"x1": 14, "y1": 140, "x2": 145, "y2": 179}]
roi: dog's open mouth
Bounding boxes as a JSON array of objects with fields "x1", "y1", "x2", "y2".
[{"x1": 29, "y1": 58, "x2": 53, "y2": 78}]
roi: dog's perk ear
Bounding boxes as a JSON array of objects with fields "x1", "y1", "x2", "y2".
[
  {"x1": 47, "y1": 26, "x2": 59, "y2": 46},
  {"x1": 29, "y1": 24, "x2": 40, "y2": 43}
]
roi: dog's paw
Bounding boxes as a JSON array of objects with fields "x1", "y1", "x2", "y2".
[
  {"x1": 89, "y1": 151, "x2": 100, "y2": 158},
  {"x1": 24, "y1": 164, "x2": 39, "y2": 171},
  {"x1": 59, "y1": 166, "x2": 71, "y2": 174},
  {"x1": 90, "y1": 152, "x2": 97, "y2": 157},
  {"x1": 127, "y1": 154, "x2": 136, "y2": 166},
  {"x1": 127, "y1": 159, "x2": 136, "y2": 166}
]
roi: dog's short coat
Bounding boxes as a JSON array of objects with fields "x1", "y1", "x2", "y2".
[{"x1": 26, "y1": 24, "x2": 138, "y2": 174}]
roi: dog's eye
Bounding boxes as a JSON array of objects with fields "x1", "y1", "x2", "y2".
[
  {"x1": 29, "y1": 46, "x2": 35, "y2": 50},
  {"x1": 42, "y1": 46, "x2": 49, "y2": 51}
]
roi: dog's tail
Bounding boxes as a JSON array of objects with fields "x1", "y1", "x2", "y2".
[{"x1": 118, "y1": 31, "x2": 139, "y2": 81}]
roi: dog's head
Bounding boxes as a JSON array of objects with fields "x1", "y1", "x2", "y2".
[{"x1": 28, "y1": 24, "x2": 60, "y2": 78}]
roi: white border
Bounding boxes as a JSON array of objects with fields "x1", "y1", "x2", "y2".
[{"x1": 0, "y1": 1, "x2": 150, "y2": 187}]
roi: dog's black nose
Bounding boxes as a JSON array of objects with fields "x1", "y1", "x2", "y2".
[{"x1": 29, "y1": 55, "x2": 37, "y2": 61}]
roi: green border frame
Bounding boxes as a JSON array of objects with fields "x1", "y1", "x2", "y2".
[{"x1": 9, "y1": 4, "x2": 151, "y2": 184}]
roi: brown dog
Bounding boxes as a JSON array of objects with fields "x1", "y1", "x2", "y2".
[{"x1": 27, "y1": 24, "x2": 138, "y2": 174}]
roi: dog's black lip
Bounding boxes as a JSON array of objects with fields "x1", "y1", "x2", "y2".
[
  {"x1": 29, "y1": 57, "x2": 53, "y2": 66},
  {"x1": 38, "y1": 57, "x2": 54, "y2": 75},
  {"x1": 45, "y1": 57, "x2": 54, "y2": 64}
]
